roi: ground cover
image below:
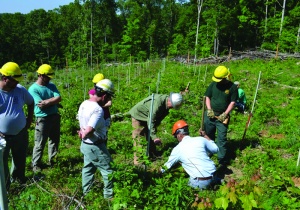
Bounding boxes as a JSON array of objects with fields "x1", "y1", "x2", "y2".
[{"x1": 6, "y1": 58, "x2": 300, "y2": 209}]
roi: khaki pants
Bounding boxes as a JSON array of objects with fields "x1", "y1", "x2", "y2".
[{"x1": 132, "y1": 118, "x2": 156, "y2": 165}]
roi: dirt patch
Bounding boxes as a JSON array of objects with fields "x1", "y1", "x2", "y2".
[
  {"x1": 270, "y1": 133, "x2": 285, "y2": 139},
  {"x1": 292, "y1": 177, "x2": 300, "y2": 187}
]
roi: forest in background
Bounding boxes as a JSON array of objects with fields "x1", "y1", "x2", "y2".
[{"x1": 0, "y1": 0, "x2": 299, "y2": 70}]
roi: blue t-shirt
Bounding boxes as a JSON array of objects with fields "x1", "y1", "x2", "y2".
[
  {"x1": 28, "y1": 82, "x2": 60, "y2": 117},
  {"x1": 0, "y1": 84, "x2": 34, "y2": 135}
]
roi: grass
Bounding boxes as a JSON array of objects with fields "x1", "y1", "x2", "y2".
[{"x1": 5, "y1": 58, "x2": 300, "y2": 209}]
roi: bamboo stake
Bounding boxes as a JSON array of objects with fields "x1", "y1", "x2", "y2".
[
  {"x1": 297, "y1": 148, "x2": 300, "y2": 167},
  {"x1": 146, "y1": 94, "x2": 155, "y2": 157},
  {"x1": 0, "y1": 145, "x2": 9, "y2": 210},
  {"x1": 242, "y1": 71, "x2": 262, "y2": 141}
]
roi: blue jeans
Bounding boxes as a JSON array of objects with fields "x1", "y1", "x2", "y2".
[
  {"x1": 80, "y1": 142, "x2": 114, "y2": 199},
  {"x1": 188, "y1": 177, "x2": 213, "y2": 189}
]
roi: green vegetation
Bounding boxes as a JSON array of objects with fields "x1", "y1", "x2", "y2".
[
  {"x1": 0, "y1": 0, "x2": 299, "y2": 67},
  {"x1": 6, "y1": 58, "x2": 300, "y2": 209}
]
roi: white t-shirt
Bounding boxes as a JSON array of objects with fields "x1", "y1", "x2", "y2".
[
  {"x1": 77, "y1": 100, "x2": 106, "y2": 143},
  {"x1": 0, "y1": 84, "x2": 34, "y2": 135},
  {"x1": 164, "y1": 136, "x2": 219, "y2": 178}
]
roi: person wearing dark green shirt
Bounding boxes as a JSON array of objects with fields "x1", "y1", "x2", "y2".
[
  {"x1": 204, "y1": 66, "x2": 238, "y2": 167},
  {"x1": 129, "y1": 93, "x2": 183, "y2": 165}
]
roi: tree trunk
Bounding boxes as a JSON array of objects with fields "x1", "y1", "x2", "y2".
[
  {"x1": 279, "y1": 0, "x2": 286, "y2": 38},
  {"x1": 194, "y1": 0, "x2": 203, "y2": 62}
]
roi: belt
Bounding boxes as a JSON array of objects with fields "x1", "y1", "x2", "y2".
[
  {"x1": 195, "y1": 176, "x2": 212, "y2": 181},
  {"x1": 82, "y1": 140, "x2": 103, "y2": 145}
]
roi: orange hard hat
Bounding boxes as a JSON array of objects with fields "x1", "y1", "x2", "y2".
[{"x1": 172, "y1": 120, "x2": 188, "y2": 135}]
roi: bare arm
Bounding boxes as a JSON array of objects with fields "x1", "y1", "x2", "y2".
[
  {"x1": 224, "y1": 101, "x2": 236, "y2": 115},
  {"x1": 81, "y1": 126, "x2": 95, "y2": 139},
  {"x1": 26, "y1": 102, "x2": 34, "y2": 129},
  {"x1": 102, "y1": 99, "x2": 112, "y2": 108},
  {"x1": 38, "y1": 96, "x2": 62, "y2": 109},
  {"x1": 205, "y1": 96, "x2": 212, "y2": 109}
]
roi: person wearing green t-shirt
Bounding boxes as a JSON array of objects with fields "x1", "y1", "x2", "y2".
[
  {"x1": 234, "y1": 81, "x2": 247, "y2": 113},
  {"x1": 203, "y1": 66, "x2": 238, "y2": 167},
  {"x1": 29, "y1": 64, "x2": 61, "y2": 173}
]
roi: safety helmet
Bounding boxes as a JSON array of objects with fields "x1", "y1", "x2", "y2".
[
  {"x1": 95, "y1": 79, "x2": 115, "y2": 96},
  {"x1": 37, "y1": 64, "x2": 54, "y2": 78},
  {"x1": 212, "y1": 66, "x2": 230, "y2": 82},
  {"x1": 170, "y1": 93, "x2": 183, "y2": 110},
  {"x1": 92, "y1": 73, "x2": 105, "y2": 83},
  {"x1": 0, "y1": 62, "x2": 23, "y2": 82},
  {"x1": 172, "y1": 120, "x2": 188, "y2": 135}
]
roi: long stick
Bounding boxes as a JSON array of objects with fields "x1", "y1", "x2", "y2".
[
  {"x1": 146, "y1": 93, "x2": 155, "y2": 157},
  {"x1": 242, "y1": 71, "x2": 262, "y2": 141},
  {"x1": 200, "y1": 96, "x2": 206, "y2": 132},
  {"x1": 297, "y1": 148, "x2": 300, "y2": 167},
  {"x1": 0, "y1": 146, "x2": 9, "y2": 210}
]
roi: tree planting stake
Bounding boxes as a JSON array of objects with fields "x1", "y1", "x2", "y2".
[
  {"x1": 0, "y1": 145, "x2": 9, "y2": 210},
  {"x1": 242, "y1": 71, "x2": 261, "y2": 141}
]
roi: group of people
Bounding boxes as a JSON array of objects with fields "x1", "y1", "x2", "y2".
[
  {"x1": 0, "y1": 62, "x2": 61, "y2": 192},
  {"x1": 0, "y1": 61, "x2": 247, "y2": 202}
]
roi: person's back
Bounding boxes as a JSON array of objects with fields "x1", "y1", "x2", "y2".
[{"x1": 167, "y1": 136, "x2": 217, "y2": 178}]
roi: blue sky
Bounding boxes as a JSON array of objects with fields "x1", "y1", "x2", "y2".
[{"x1": 0, "y1": 0, "x2": 74, "y2": 14}]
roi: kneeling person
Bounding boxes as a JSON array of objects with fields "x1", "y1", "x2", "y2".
[{"x1": 161, "y1": 120, "x2": 218, "y2": 189}]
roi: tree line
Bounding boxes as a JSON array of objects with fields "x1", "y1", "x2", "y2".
[{"x1": 0, "y1": 0, "x2": 299, "y2": 71}]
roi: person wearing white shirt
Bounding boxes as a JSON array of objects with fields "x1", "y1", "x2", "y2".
[
  {"x1": 161, "y1": 120, "x2": 219, "y2": 189},
  {"x1": 77, "y1": 79, "x2": 115, "y2": 199}
]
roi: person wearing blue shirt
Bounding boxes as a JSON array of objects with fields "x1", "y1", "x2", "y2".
[{"x1": 161, "y1": 120, "x2": 219, "y2": 189}]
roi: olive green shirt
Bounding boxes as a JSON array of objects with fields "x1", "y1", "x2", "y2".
[
  {"x1": 129, "y1": 94, "x2": 169, "y2": 140},
  {"x1": 205, "y1": 81, "x2": 238, "y2": 113}
]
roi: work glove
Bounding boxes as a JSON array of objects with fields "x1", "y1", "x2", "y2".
[
  {"x1": 207, "y1": 109, "x2": 215, "y2": 118},
  {"x1": 218, "y1": 112, "x2": 227, "y2": 122},
  {"x1": 0, "y1": 137, "x2": 6, "y2": 148},
  {"x1": 154, "y1": 138, "x2": 162, "y2": 145}
]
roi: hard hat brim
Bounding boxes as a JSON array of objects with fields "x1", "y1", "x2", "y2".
[{"x1": 212, "y1": 76, "x2": 222, "y2": 82}]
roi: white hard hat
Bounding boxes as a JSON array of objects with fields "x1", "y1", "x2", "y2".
[
  {"x1": 95, "y1": 79, "x2": 115, "y2": 96},
  {"x1": 170, "y1": 93, "x2": 183, "y2": 109}
]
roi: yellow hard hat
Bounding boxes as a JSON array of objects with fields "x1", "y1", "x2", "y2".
[
  {"x1": 92, "y1": 73, "x2": 105, "y2": 83},
  {"x1": 212, "y1": 66, "x2": 230, "y2": 82},
  {"x1": 0, "y1": 62, "x2": 23, "y2": 82},
  {"x1": 37, "y1": 64, "x2": 54, "y2": 78}
]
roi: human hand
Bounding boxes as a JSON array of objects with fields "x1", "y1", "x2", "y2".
[
  {"x1": 154, "y1": 138, "x2": 162, "y2": 145},
  {"x1": 199, "y1": 130, "x2": 206, "y2": 137},
  {"x1": 37, "y1": 100, "x2": 47, "y2": 109},
  {"x1": 218, "y1": 112, "x2": 227, "y2": 122},
  {"x1": 207, "y1": 109, "x2": 215, "y2": 118},
  {"x1": 0, "y1": 137, "x2": 6, "y2": 148}
]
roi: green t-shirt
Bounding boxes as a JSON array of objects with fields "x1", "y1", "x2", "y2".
[
  {"x1": 205, "y1": 81, "x2": 238, "y2": 113},
  {"x1": 237, "y1": 88, "x2": 246, "y2": 104},
  {"x1": 28, "y1": 82, "x2": 60, "y2": 117}
]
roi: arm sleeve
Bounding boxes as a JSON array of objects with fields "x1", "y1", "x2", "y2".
[
  {"x1": 88, "y1": 106, "x2": 103, "y2": 128},
  {"x1": 50, "y1": 83, "x2": 61, "y2": 97},
  {"x1": 163, "y1": 147, "x2": 180, "y2": 170},
  {"x1": 205, "y1": 139, "x2": 219, "y2": 154}
]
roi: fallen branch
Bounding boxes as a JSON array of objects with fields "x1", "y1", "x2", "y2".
[{"x1": 273, "y1": 81, "x2": 300, "y2": 89}]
